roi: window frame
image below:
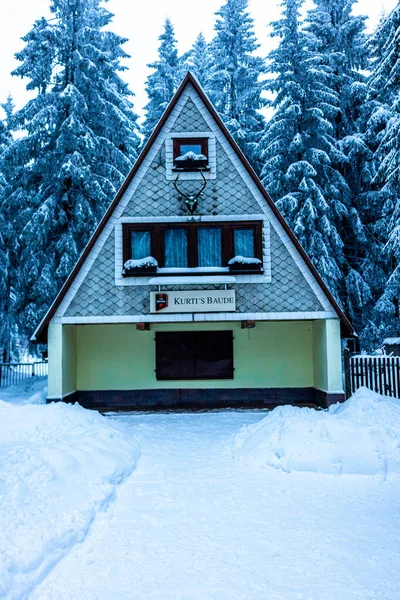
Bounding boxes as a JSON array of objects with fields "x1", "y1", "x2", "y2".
[
  {"x1": 122, "y1": 224, "x2": 155, "y2": 259},
  {"x1": 122, "y1": 221, "x2": 263, "y2": 276},
  {"x1": 230, "y1": 223, "x2": 261, "y2": 259},
  {"x1": 155, "y1": 330, "x2": 234, "y2": 380},
  {"x1": 172, "y1": 137, "x2": 209, "y2": 171},
  {"x1": 160, "y1": 224, "x2": 191, "y2": 268}
]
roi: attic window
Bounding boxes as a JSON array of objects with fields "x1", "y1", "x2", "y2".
[{"x1": 173, "y1": 138, "x2": 209, "y2": 171}]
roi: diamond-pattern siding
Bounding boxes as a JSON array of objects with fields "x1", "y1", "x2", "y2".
[
  {"x1": 121, "y1": 139, "x2": 261, "y2": 217},
  {"x1": 64, "y1": 92, "x2": 324, "y2": 318},
  {"x1": 172, "y1": 97, "x2": 210, "y2": 132},
  {"x1": 65, "y1": 228, "x2": 323, "y2": 317}
]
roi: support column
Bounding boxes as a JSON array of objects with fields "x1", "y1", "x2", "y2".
[
  {"x1": 313, "y1": 319, "x2": 344, "y2": 407},
  {"x1": 47, "y1": 323, "x2": 63, "y2": 400},
  {"x1": 47, "y1": 323, "x2": 77, "y2": 401}
]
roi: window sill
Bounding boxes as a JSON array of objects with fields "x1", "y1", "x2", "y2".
[
  {"x1": 172, "y1": 166, "x2": 210, "y2": 172},
  {"x1": 229, "y1": 267, "x2": 264, "y2": 274},
  {"x1": 158, "y1": 267, "x2": 229, "y2": 274},
  {"x1": 121, "y1": 267, "x2": 265, "y2": 281},
  {"x1": 148, "y1": 275, "x2": 238, "y2": 285},
  {"x1": 122, "y1": 269, "x2": 157, "y2": 278}
]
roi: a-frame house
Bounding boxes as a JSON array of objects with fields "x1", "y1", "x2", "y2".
[{"x1": 33, "y1": 73, "x2": 354, "y2": 410}]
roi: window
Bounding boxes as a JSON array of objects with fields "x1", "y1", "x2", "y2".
[
  {"x1": 163, "y1": 228, "x2": 188, "y2": 268},
  {"x1": 173, "y1": 138, "x2": 209, "y2": 170},
  {"x1": 155, "y1": 331, "x2": 234, "y2": 380},
  {"x1": 198, "y1": 227, "x2": 222, "y2": 267},
  {"x1": 233, "y1": 228, "x2": 256, "y2": 258},
  {"x1": 122, "y1": 221, "x2": 263, "y2": 275},
  {"x1": 131, "y1": 230, "x2": 151, "y2": 260}
]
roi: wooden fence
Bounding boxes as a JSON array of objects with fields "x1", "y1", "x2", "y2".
[
  {"x1": 344, "y1": 350, "x2": 400, "y2": 399},
  {"x1": 0, "y1": 361, "x2": 48, "y2": 388}
]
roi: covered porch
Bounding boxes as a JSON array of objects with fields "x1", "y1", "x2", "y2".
[{"x1": 47, "y1": 319, "x2": 344, "y2": 410}]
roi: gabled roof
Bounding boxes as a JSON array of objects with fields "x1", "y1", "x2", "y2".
[{"x1": 33, "y1": 72, "x2": 354, "y2": 342}]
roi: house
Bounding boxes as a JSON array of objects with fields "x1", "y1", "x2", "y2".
[{"x1": 32, "y1": 73, "x2": 354, "y2": 411}]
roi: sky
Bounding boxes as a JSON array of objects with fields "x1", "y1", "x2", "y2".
[{"x1": 0, "y1": 0, "x2": 397, "y2": 122}]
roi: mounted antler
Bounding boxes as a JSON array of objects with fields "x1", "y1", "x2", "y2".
[{"x1": 173, "y1": 171, "x2": 207, "y2": 214}]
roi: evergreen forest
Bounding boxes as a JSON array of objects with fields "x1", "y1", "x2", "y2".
[{"x1": 1, "y1": 0, "x2": 399, "y2": 358}]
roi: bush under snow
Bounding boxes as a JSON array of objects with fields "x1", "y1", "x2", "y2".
[
  {"x1": 0, "y1": 400, "x2": 140, "y2": 599},
  {"x1": 233, "y1": 388, "x2": 400, "y2": 476}
]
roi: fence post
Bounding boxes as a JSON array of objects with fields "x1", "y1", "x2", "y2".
[
  {"x1": 344, "y1": 348, "x2": 351, "y2": 399},
  {"x1": 32, "y1": 363, "x2": 35, "y2": 377}
]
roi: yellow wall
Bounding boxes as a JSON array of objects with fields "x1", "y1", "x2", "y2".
[
  {"x1": 47, "y1": 319, "x2": 343, "y2": 397},
  {"x1": 48, "y1": 323, "x2": 62, "y2": 398},
  {"x1": 312, "y1": 320, "x2": 343, "y2": 392},
  {"x1": 75, "y1": 321, "x2": 315, "y2": 390},
  {"x1": 62, "y1": 325, "x2": 77, "y2": 396},
  {"x1": 48, "y1": 323, "x2": 77, "y2": 398}
]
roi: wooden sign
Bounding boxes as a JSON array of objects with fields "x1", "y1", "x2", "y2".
[{"x1": 150, "y1": 290, "x2": 236, "y2": 313}]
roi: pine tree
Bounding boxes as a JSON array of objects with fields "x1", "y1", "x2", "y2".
[
  {"x1": 305, "y1": 0, "x2": 375, "y2": 334},
  {"x1": 0, "y1": 98, "x2": 15, "y2": 361},
  {"x1": 0, "y1": 101, "x2": 12, "y2": 192},
  {"x1": 369, "y1": 4, "x2": 400, "y2": 106},
  {"x1": 259, "y1": 0, "x2": 348, "y2": 298},
  {"x1": 182, "y1": 33, "x2": 213, "y2": 89},
  {"x1": 2, "y1": 0, "x2": 140, "y2": 341},
  {"x1": 208, "y1": 0, "x2": 266, "y2": 171},
  {"x1": 361, "y1": 5, "x2": 400, "y2": 347},
  {"x1": 142, "y1": 19, "x2": 180, "y2": 141}
]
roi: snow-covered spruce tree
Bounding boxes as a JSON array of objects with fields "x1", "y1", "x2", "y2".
[
  {"x1": 142, "y1": 19, "x2": 180, "y2": 142},
  {"x1": 355, "y1": 6, "x2": 400, "y2": 347},
  {"x1": 305, "y1": 0, "x2": 376, "y2": 335},
  {"x1": 362, "y1": 6, "x2": 400, "y2": 345},
  {"x1": 0, "y1": 99, "x2": 13, "y2": 192},
  {"x1": 369, "y1": 5, "x2": 400, "y2": 107},
  {"x1": 0, "y1": 98, "x2": 15, "y2": 361},
  {"x1": 207, "y1": 0, "x2": 266, "y2": 172},
  {"x1": 2, "y1": 0, "x2": 140, "y2": 341},
  {"x1": 259, "y1": 0, "x2": 348, "y2": 299},
  {"x1": 181, "y1": 33, "x2": 213, "y2": 89}
]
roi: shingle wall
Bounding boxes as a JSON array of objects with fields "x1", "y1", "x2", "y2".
[
  {"x1": 64, "y1": 95, "x2": 324, "y2": 318},
  {"x1": 119, "y1": 139, "x2": 261, "y2": 217},
  {"x1": 65, "y1": 227, "x2": 323, "y2": 317}
]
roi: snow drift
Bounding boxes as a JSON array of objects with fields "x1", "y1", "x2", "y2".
[
  {"x1": 0, "y1": 376, "x2": 48, "y2": 405},
  {"x1": 233, "y1": 388, "x2": 400, "y2": 476},
  {"x1": 0, "y1": 400, "x2": 140, "y2": 599}
]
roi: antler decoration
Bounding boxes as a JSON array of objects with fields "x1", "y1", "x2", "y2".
[{"x1": 173, "y1": 171, "x2": 207, "y2": 214}]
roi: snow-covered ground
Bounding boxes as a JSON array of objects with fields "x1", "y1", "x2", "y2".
[
  {"x1": 0, "y1": 381, "x2": 140, "y2": 599},
  {"x1": 2, "y1": 382, "x2": 400, "y2": 599},
  {"x1": 234, "y1": 387, "x2": 400, "y2": 476},
  {"x1": 0, "y1": 377, "x2": 48, "y2": 405}
]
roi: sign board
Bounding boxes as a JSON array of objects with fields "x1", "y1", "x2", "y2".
[{"x1": 150, "y1": 290, "x2": 236, "y2": 314}]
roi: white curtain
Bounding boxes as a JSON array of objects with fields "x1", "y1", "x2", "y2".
[
  {"x1": 234, "y1": 229, "x2": 255, "y2": 257},
  {"x1": 164, "y1": 228, "x2": 188, "y2": 267},
  {"x1": 131, "y1": 230, "x2": 151, "y2": 259},
  {"x1": 198, "y1": 228, "x2": 222, "y2": 267}
]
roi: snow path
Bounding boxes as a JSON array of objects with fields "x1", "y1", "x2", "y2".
[{"x1": 31, "y1": 410, "x2": 400, "y2": 599}]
